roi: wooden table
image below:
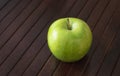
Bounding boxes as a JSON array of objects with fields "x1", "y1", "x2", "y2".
[{"x1": 0, "y1": 0, "x2": 120, "y2": 76}]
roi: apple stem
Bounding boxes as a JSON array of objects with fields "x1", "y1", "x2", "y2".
[{"x1": 67, "y1": 18, "x2": 71, "y2": 30}]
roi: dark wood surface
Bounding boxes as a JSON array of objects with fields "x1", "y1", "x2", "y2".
[{"x1": 0, "y1": 0, "x2": 120, "y2": 76}]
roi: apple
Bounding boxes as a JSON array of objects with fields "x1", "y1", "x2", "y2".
[{"x1": 47, "y1": 17, "x2": 92, "y2": 62}]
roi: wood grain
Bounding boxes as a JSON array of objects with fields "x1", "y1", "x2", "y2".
[{"x1": 0, "y1": 0, "x2": 120, "y2": 76}]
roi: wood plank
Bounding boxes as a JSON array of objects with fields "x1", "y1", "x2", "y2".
[
  {"x1": 37, "y1": 55, "x2": 59, "y2": 76},
  {"x1": 7, "y1": 7, "x2": 58, "y2": 76},
  {"x1": 87, "y1": 0, "x2": 111, "y2": 29},
  {"x1": 0, "y1": 0, "x2": 32, "y2": 35},
  {"x1": 7, "y1": 0, "x2": 66, "y2": 75},
  {"x1": 78, "y1": 0, "x2": 100, "y2": 21},
  {"x1": 0, "y1": 0, "x2": 10, "y2": 10},
  {"x1": 96, "y1": 5, "x2": 120, "y2": 76},
  {"x1": 8, "y1": 24, "x2": 48, "y2": 76},
  {"x1": 80, "y1": 0, "x2": 120, "y2": 76},
  {"x1": 0, "y1": 0, "x2": 45, "y2": 65},
  {"x1": 0, "y1": 0, "x2": 49, "y2": 76},
  {"x1": 21, "y1": 0, "x2": 78, "y2": 76},
  {"x1": 8, "y1": 25, "x2": 48, "y2": 76},
  {"x1": 112, "y1": 56, "x2": 120, "y2": 76},
  {"x1": 0, "y1": 0, "x2": 65, "y2": 76},
  {"x1": 97, "y1": 32, "x2": 120, "y2": 76},
  {"x1": 53, "y1": 0, "x2": 77, "y2": 18},
  {"x1": 22, "y1": 43, "x2": 51, "y2": 76},
  {"x1": 0, "y1": 0, "x2": 20, "y2": 21},
  {"x1": 67, "y1": 0, "x2": 88, "y2": 17}
]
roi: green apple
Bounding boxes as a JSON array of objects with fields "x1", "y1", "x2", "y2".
[{"x1": 47, "y1": 17, "x2": 92, "y2": 62}]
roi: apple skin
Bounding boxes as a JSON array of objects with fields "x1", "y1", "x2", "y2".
[{"x1": 47, "y1": 17, "x2": 92, "y2": 62}]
